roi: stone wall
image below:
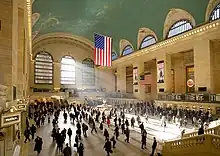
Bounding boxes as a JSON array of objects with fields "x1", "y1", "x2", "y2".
[{"x1": 0, "y1": 0, "x2": 13, "y2": 100}]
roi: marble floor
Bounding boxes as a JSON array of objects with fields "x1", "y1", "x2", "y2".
[{"x1": 25, "y1": 111, "x2": 151, "y2": 156}]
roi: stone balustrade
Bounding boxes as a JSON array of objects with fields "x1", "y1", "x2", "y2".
[
  {"x1": 183, "y1": 125, "x2": 220, "y2": 138},
  {"x1": 162, "y1": 134, "x2": 220, "y2": 156}
]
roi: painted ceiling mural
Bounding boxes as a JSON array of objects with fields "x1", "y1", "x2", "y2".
[{"x1": 32, "y1": 0, "x2": 209, "y2": 53}]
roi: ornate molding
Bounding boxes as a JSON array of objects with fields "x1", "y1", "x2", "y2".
[
  {"x1": 33, "y1": 32, "x2": 94, "y2": 48},
  {"x1": 205, "y1": 0, "x2": 220, "y2": 21},
  {"x1": 137, "y1": 27, "x2": 158, "y2": 49},
  {"x1": 33, "y1": 37, "x2": 93, "y2": 54},
  {"x1": 163, "y1": 8, "x2": 196, "y2": 39}
]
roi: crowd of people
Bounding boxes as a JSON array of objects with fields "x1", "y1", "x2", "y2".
[
  {"x1": 116, "y1": 101, "x2": 214, "y2": 130},
  {"x1": 23, "y1": 100, "x2": 161, "y2": 156},
  {"x1": 22, "y1": 98, "x2": 215, "y2": 156}
]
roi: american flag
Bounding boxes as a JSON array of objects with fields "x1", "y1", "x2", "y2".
[{"x1": 94, "y1": 33, "x2": 112, "y2": 67}]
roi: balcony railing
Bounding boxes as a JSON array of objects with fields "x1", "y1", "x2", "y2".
[
  {"x1": 183, "y1": 125, "x2": 220, "y2": 138},
  {"x1": 162, "y1": 134, "x2": 220, "y2": 156},
  {"x1": 157, "y1": 93, "x2": 220, "y2": 103}
]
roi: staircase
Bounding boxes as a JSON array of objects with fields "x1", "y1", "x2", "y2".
[{"x1": 162, "y1": 124, "x2": 220, "y2": 156}]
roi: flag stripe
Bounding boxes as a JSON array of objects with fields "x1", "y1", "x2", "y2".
[{"x1": 94, "y1": 33, "x2": 112, "y2": 67}]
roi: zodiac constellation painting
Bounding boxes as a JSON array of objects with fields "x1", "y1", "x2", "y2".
[
  {"x1": 32, "y1": 13, "x2": 40, "y2": 27},
  {"x1": 32, "y1": 13, "x2": 60, "y2": 40}
]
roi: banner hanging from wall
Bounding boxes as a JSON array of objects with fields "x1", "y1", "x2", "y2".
[
  {"x1": 133, "y1": 67, "x2": 138, "y2": 85},
  {"x1": 157, "y1": 61, "x2": 164, "y2": 83}
]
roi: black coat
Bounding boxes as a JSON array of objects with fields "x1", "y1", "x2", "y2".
[
  {"x1": 63, "y1": 146, "x2": 71, "y2": 156},
  {"x1": 34, "y1": 138, "x2": 43, "y2": 151}
]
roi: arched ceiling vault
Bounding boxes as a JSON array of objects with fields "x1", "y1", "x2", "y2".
[{"x1": 32, "y1": 0, "x2": 209, "y2": 54}]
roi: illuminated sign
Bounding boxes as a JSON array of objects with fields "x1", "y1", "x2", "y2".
[{"x1": 1, "y1": 113, "x2": 21, "y2": 127}]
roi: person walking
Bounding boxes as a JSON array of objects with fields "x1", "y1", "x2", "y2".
[
  {"x1": 114, "y1": 126, "x2": 119, "y2": 140},
  {"x1": 99, "y1": 121, "x2": 104, "y2": 131},
  {"x1": 24, "y1": 128, "x2": 31, "y2": 143},
  {"x1": 77, "y1": 142, "x2": 84, "y2": 156},
  {"x1": 103, "y1": 138, "x2": 112, "y2": 156},
  {"x1": 91, "y1": 120, "x2": 97, "y2": 134},
  {"x1": 124, "y1": 127, "x2": 130, "y2": 143},
  {"x1": 107, "y1": 118, "x2": 110, "y2": 127},
  {"x1": 110, "y1": 135, "x2": 116, "y2": 148},
  {"x1": 34, "y1": 136, "x2": 43, "y2": 155},
  {"x1": 151, "y1": 137, "x2": 157, "y2": 156},
  {"x1": 121, "y1": 122, "x2": 125, "y2": 134},
  {"x1": 141, "y1": 129, "x2": 147, "y2": 149},
  {"x1": 104, "y1": 129, "x2": 109, "y2": 141},
  {"x1": 67, "y1": 128, "x2": 72, "y2": 140},
  {"x1": 82, "y1": 123, "x2": 88, "y2": 137},
  {"x1": 30, "y1": 124, "x2": 37, "y2": 140},
  {"x1": 63, "y1": 143, "x2": 71, "y2": 156}
]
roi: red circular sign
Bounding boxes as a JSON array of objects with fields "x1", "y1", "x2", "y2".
[{"x1": 187, "y1": 79, "x2": 194, "y2": 87}]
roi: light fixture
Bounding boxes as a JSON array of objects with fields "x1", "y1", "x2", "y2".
[{"x1": 10, "y1": 108, "x2": 14, "y2": 113}]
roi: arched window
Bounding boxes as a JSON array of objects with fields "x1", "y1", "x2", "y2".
[
  {"x1": 210, "y1": 3, "x2": 220, "y2": 21},
  {"x1": 112, "y1": 52, "x2": 118, "y2": 60},
  {"x1": 140, "y1": 36, "x2": 157, "y2": 49},
  {"x1": 122, "y1": 45, "x2": 133, "y2": 56},
  {"x1": 61, "y1": 56, "x2": 76, "y2": 85},
  {"x1": 34, "y1": 52, "x2": 53, "y2": 84},
  {"x1": 167, "y1": 20, "x2": 193, "y2": 38},
  {"x1": 82, "y1": 58, "x2": 95, "y2": 86}
]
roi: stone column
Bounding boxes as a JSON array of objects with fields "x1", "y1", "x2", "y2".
[
  {"x1": 53, "y1": 62, "x2": 61, "y2": 90},
  {"x1": 17, "y1": 8, "x2": 25, "y2": 99},
  {"x1": 133, "y1": 62, "x2": 144, "y2": 100},
  {"x1": 11, "y1": 0, "x2": 19, "y2": 100},
  {"x1": 156, "y1": 54, "x2": 172, "y2": 93},
  {"x1": 194, "y1": 39, "x2": 211, "y2": 92},
  {"x1": 116, "y1": 66, "x2": 126, "y2": 92}
]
